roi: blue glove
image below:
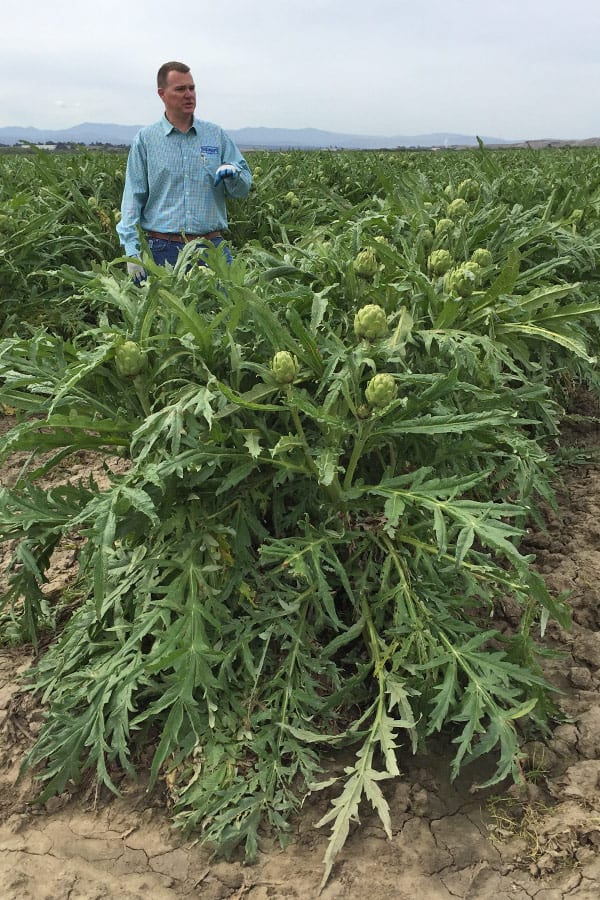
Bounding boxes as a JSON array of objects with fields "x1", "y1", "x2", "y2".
[{"x1": 213, "y1": 164, "x2": 238, "y2": 187}]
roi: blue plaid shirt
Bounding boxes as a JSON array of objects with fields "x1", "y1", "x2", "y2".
[{"x1": 117, "y1": 115, "x2": 252, "y2": 257}]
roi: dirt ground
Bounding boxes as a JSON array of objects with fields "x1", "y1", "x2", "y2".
[{"x1": 1, "y1": 405, "x2": 599, "y2": 900}]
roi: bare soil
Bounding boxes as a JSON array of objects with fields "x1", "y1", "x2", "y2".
[{"x1": 1, "y1": 405, "x2": 599, "y2": 900}]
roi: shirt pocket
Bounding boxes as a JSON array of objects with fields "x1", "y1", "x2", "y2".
[{"x1": 200, "y1": 145, "x2": 220, "y2": 179}]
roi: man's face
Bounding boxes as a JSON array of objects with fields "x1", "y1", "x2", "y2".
[{"x1": 158, "y1": 70, "x2": 196, "y2": 122}]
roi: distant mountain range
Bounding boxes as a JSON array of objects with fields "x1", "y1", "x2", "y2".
[{"x1": 0, "y1": 121, "x2": 512, "y2": 149}]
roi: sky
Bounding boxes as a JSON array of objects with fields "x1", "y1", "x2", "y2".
[{"x1": 1, "y1": 0, "x2": 598, "y2": 141}]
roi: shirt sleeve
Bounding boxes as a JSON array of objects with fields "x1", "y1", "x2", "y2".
[{"x1": 116, "y1": 135, "x2": 149, "y2": 258}]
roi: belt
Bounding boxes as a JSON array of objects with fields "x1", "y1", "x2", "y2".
[{"x1": 146, "y1": 230, "x2": 222, "y2": 243}]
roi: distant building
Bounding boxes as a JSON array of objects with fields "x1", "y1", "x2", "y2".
[{"x1": 22, "y1": 142, "x2": 57, "y2": 151}]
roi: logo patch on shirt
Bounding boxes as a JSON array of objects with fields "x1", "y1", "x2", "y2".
[{"x1": 201, "y1": 146, "x2": 218, "y2": 156}]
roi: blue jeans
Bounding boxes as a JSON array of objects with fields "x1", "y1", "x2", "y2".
[{"x1": 148, "y1": 236, "x2": 232, "y2": 268}]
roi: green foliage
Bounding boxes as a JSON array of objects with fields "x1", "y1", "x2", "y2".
[
  {"x1": 1, "y1": 146, "x2": 600, "y2": 887},
  {"x1": 0, "y1": 148, "x2": 123, "y2": 337}
]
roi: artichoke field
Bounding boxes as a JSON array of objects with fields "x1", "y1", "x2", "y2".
[{"x1": 2, "y1": 145, "x2": 600, "y2": 887}]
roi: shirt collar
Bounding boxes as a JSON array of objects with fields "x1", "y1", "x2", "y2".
[{"x1": 161, "y1": 114, "x2": 198, "y2": 135}]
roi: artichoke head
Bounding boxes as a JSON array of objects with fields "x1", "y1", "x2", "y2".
[
  {"x1": 420, "y1": 227, "x2": 434, "y2": 251},
  {"x1": 428, "y1": 248, "x2": 453, "y2": 276},
  {"x1": 457, "y1": 178, "x2": 480, "y2": 202},
  {"x1": 365, "y1": 373, "x2": 398, "y2": 408},
  {"x1": 447, "y1": 197, "x2": 469, "y2": 219},
  {"x1": 353, "y1": 247, "x2": 379, "y2": 278},
  {"x1": 354, "y1": 304, "x2": 388, "y2": 341},
  {"x1": 434, "y1": 217, "x2": 454, "y2": 237},
  {"x1": 470, "y1": 247, "x2": 493, "y2": 268},
  {"x1": 115, "y1": 340, "x2": 146, "y2": 378},
  {"x1": 271, "y1": 350, "x2": 299, "y2": 384},
  {"x1": 444, "y1": 261, "x2": 482, "y2": 297}
]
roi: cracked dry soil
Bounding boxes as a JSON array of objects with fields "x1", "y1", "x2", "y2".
[{"x1": 0, "y1": 407, "x2": 599, "y2": 900}]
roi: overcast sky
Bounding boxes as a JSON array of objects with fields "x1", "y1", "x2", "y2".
[{"x1": 2, "y1": 0, "x2": 598, "y2": 141}]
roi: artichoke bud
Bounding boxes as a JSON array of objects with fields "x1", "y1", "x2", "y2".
[
  {"x1": 428, "y1": 248, "x2": 452, "y2": 276},
  {"x1": 115, "y1": 340, "x2": 146, "y2": 378},
  {"x1": 365, "y1": 373, "x2": 398, "y2": 408},
  {"x1": 434, "y1": 217, "x2": 454, "y2": 237},
  {"x1": 354, "y1": 303, "x2": 388, "y2": 340},
  {"x1": 447, "y1": 197, "x2": 469, "y2": 218},
  {"x1": 470, "y1": 248, "x2": 493, "y2": 268},
  {"x1": 352, "y1": 247, "x2": 379, "y2": 278},
  {"x1": 457, "y1": 178, "x2": 480, "y2": 201},
  {"x1": 271, "y1": 350, "x2": 299, "y2": 384},
  {"x1": 444, "y1": 261, "x2": 482, "y2": 297},
  {"x1": 420, "y1": 228, "x2": 434, "y2": 251}
]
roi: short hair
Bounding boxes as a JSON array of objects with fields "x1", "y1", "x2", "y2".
[{"x1": 157, "y1": 61, "x2": 190, "y2": 89}]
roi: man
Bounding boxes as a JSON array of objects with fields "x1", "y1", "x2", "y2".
[{"x1": 117, "y1": 61, "x2": 252, "y2": 278}]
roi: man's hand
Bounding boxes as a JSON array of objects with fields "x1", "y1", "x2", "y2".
[
  {"x1": 213, "y1": 164, "x2": 238, "y2": 187},
  {"x1": 127, "y1": 262, "x2": 147, "y2": 283}
]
